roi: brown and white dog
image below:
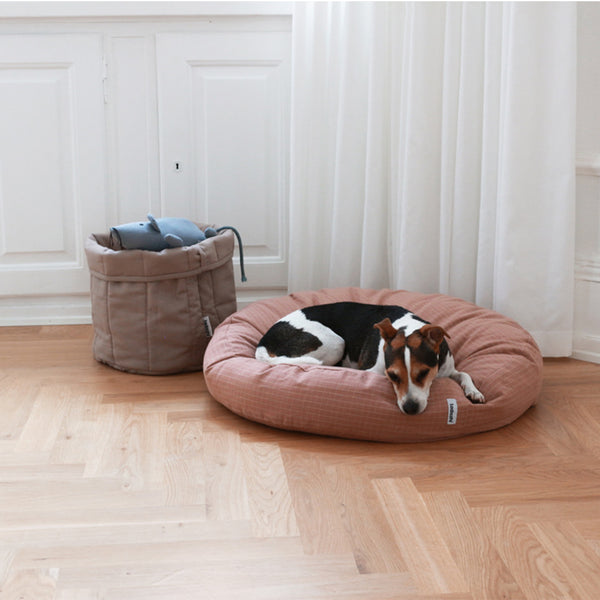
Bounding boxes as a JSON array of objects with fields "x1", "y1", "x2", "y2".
[{"x1": 255, "y1": 301, "x2": 484, "y2": 415}]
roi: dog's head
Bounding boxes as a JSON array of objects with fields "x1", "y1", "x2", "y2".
[{"x1": 374, "y1": 318, "x2": 448, "y2": 415}]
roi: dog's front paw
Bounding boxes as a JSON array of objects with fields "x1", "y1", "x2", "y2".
[
  {"x1": 453, "y1": 371, "x2": 485, "y2": 404},
  {"x1": 466, "y1": 387, "x2": 485, "y2": 404}
]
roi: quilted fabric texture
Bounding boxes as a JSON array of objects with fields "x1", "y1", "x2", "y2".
[
  {"x1": 203, "y1": 288, "x2": 543, "y2": 442},
  {"x1": 85, "y1": 227, "x2": 237, "y2": 375}
]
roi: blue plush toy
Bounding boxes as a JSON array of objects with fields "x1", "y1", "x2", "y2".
[
  {"x1": 110, "y1": 214, "x2": 217, "y2": 251},
  {"x1": 110, "y1": 214, "x2": 246, "y2": 281}
]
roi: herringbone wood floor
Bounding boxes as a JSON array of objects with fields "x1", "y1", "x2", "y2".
[{"x1": 1, "y1": 325, "x2": 600, "y2": 599}]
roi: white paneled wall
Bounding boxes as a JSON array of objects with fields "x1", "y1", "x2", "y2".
[
  {"x1": 0, "y1": 33, "x2": 106, "y2": 322},
  {"x1": 0, "y1": 5, "x2": 292, "y2": 324}
]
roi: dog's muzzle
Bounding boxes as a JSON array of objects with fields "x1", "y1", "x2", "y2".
[{"x1": 398, "y1": 397, "x2": 427, "y2": 415}]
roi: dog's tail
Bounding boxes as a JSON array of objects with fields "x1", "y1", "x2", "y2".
[{"x1": 255, "y1": 345, "x2": 322, "y2": 366}]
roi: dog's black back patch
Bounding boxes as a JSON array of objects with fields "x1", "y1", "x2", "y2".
[
  {"x1": 302, "y1": 302, "x2": 410, "y2": 366},
  {"x1": 258, "y1": 321, "x2": 322, "y2": 357}
]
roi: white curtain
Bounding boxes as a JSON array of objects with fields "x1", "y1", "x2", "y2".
[{"x1": 288, "y1": 2, "x2": 577, "y2": 356}]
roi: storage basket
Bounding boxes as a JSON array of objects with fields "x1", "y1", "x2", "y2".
[{"x1": 84, "y1": 227, "x2": 237, "y2": 375}]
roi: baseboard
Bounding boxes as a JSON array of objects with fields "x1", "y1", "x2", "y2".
[
  {"x1": 571, "y1": 350, "x2": 600, "y2": 364},
  {"x1": 0, "y1": 295, "x2": 93, "y2": 326},
  {"x1": 572, "y1": 333, "x2": 600, "y2": 365},
  {"x1": 0, "y1": 288, "x2": 288, "y2": 326}
]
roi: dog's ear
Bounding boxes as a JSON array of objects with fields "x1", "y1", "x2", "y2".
[
  {"x1": 374, "y1": 318, "x2": 401, "y2": 344},
  {"x1": 420, "y1": 324, "x2": 450, "y2": 351}
]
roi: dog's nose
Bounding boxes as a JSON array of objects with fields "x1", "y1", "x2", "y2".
[{"x1": 401, "y1": 399, "x2": 421, "y2": 415}]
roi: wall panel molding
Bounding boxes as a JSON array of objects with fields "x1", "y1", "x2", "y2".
[
  {"x1": 0, "y1": 62, "x2": 77, "y2": 265},
  {"x1": 576, "y1": 155, "x2": 600, "y2": 177},
  {"x1": 0, "y1": 34, "x2": 106, "y2": 303},
  {"x1": 0, "y1": 2, "x2": 293, "y2": 19},
  {"x1": 576, "y1": 256, "x2": 600, "y2": 283}
]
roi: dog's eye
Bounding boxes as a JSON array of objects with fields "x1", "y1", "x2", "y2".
[
  {"x1": 387, "y1": 371, "x2": 401, "y2": 384},
  {"x1": 416, "y1": 369, "x2": 430, "y2": 383}
]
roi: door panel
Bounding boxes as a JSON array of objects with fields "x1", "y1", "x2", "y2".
[
  {"x1": 156, "y1": 31, "x2": 291, "y2": 289},
  {"x1": 0, "y1": 34, "x2": 105, "y2": 296}
]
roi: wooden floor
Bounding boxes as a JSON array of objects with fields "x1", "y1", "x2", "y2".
[{"x1": 1, "y1": 325, "x2": 600, "y2": 599}]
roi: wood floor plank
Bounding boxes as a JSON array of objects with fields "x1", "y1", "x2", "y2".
[
  {"x1": 242, "y1": 442, "x2": 300, "y2": 538},
  {"x1": 282, "y1": 449, "x2": 355, "y2": 556},
  {"x1": 2, "y1": 568, "x2": 58, "y2": 600},
  {"x1": 1, "y1": 506, "x2": 247, "y2": 540},
  {"x1": 506, "y1": 392, "x2": 588, "y2": 457},
  {"x1": 202, "y1": 430, "x2": 251, "y2": 521},
  {"x1": 49, "y1": 393, "x2": 101, "y2": 466},
  {"x1": 82, "y1": 403, "x2": 130, "y2": 480},
  {"x1": 15, "y1": 385, "x2": 72, "y2": 454},
  {"x1": 543, "y1": 395, "x2": 600, "y2": 459},
  {"x1": 529, "y1": 520, "x2": 600, "y2": 600},
  {"x1": 424, "y1": 490, "x2": 525, "y2": 599},
  {"x1": 0, "y1": 376, "x2": 39, "y2": 442},
  {"x1": 1, "y1": 518, "x2": 251, "y2": 549},
  {"x1": 56, "y1": 590, "x2": 97, "y2": 600},
  {"x1": 372, "y1": 478, "x2": 468, "y2": 594},
  {"x1": 97, "y1": 572, "x2": 464, "y2": 600},
  {"x1": 473, "y1": 506, "x2": 577, "y2": 600},
  {"x1": 327, "y1": 464, "x2": 408, "y2": 574},
  {"x1": 163, "y1": 419, "x2": 205, "y2": 507},
  {"x1": 54, "y1": 552, "x2": 359, "y2": 591},
  {"x1": 14, "y1": 536, "x2": 307, "y2": 571},
  {"x1": 410, "y1": 454, "x2": 600, "y2": 507},
  {"x1": 0, "y1": 477, "x2": 164, "y2": 513},
  {"x1": 572, "y1": 517, "x2": 600, "y2": 541},
  {"x1": 0, "y1": 549, "x2": 14, "y2": 588},
  {"x1": 502, "y1": 498, "x2": 600, "y2": 523},
  {"x1": 83, "y1": 404, "x2": 167, "y2": 491}
]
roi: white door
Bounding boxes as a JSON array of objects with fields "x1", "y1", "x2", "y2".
[
  {"x1": 0, "y1": 34, "x2": 106, "y2": 299},
  {"x1": 156, "y1": 30, "x2": 291, "y2": 293}
]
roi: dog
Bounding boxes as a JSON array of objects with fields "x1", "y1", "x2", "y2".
[{"x1": 255, "y1": 301, "x2": 484, "y2": 415}]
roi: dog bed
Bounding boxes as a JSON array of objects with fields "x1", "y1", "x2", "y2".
[{"x1": 203, "y1": 287, "x2": 543, "y2": 442}]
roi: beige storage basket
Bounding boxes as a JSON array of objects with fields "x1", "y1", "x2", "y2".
[{"x1": 84, "y1": 227, "x2": 236, "y2": 375}]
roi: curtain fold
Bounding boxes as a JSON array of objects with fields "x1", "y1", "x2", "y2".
[{"x1": 288, "y1": 2, "x2": 577, "y2": 356}]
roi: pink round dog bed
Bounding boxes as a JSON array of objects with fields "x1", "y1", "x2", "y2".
[{"x1": 203, "y1": 287, "x2": 542, "y2": 442}]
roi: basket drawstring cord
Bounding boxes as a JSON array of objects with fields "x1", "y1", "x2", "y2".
[{"x1": 216, "y1": 226, "x2": 247, "y2": 283}]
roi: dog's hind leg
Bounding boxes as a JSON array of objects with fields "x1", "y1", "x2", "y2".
[
  {"x1": 255, "y1": 311, "x2": 345, "y2": 367},
  {"x1": 255, "y1": 347, "x2": 324, "y2": 366}
]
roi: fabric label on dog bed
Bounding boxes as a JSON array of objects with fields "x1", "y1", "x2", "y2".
[
  {"x1": 447, "y1": 398, "x2": 458, "y2": 425},
  {"x1": 203, "y1": 316, "x2": 214, "y2": 338}
]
